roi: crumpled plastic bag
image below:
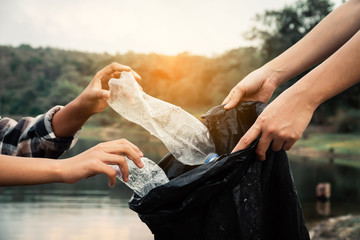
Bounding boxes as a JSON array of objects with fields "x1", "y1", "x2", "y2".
[{"x1": 129, "y1": 102, "x2": 310, "y2": 240}]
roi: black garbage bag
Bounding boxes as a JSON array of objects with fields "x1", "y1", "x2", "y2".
[{"x1": 129, "y1": 102, "x2": 310, "y2": 240}]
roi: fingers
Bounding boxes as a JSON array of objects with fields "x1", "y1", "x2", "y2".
[
  {"x1": 95, "y1": 163, "x2": 118, "y2": 187},
  {"x1": 105, "y1": 144, "x2": 144, "y2": 169},
  {"x1": 111, "y1": 139, "x2": 144, "y2": 158},
  {"x1": 271, "y1": 138, "x2": 284, "y2": 152},
  {"x1": 98, "y1": 139, "x2": 144, "y2": 168},
  {"x1": 255, "y1": 133, "x2": 272, "y2": 161},
  {"x1": 94, "y1": 63, "x2": 131, "y2": 88},
  {"x1": 93, "y1": 63, "x2": 142, "y2": 95},
  {"x1": 102, "y1": 62, "x2": 131, "y2": 76},
  {"x1": 110, "y1": 71, "x2": 122, "y2": 79},
  {"x1": 100, "y1": 153, "x2": 130, "y2": 182},
  {"x1": 118, "y1": 159, "x2": 129, "y2": 183},
  {"x1": 69, "y1": 139, "x2": 145, "y2": 186},
  {"x1": 283, "y1": 139, "x2": 297, "y2": 151},
  {"x1": 232, "y1": 122, "x2": 261, "y2": 153},
  {"x1": 231, "y1": 117, "x2": 285, "y2": 161},
  {"x1": 223, "y1": 86, "x2": 245, "y2": 110},
  {"x1": 105, "y1": 67, "x2": 141, "y2": 83},
  {"x1": 236, "y1": 122, "x2": 299, "y2": 161},
  {"x1": 109, "y1": 70, "x2": 141, "y2": 81},
  {"x1": 96, "y1": 89, "x2": 110, "y2": 100},
  {"x1": 131, "y1": 70, "x2": 141, "y2": 81},
  {"x1": 222, "y1": 94, "x2": 231, "y2": 106}
]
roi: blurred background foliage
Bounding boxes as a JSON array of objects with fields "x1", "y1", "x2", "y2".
[{"x1": 0, "y1": 0, "x2": 359, "y2": 132}]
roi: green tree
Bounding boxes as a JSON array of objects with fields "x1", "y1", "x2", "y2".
[{"x1": 48, "y1": 79, "x2": 83, "y2": 107}]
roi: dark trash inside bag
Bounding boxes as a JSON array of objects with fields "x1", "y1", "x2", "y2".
[{"x1": 129, "y1": 102, "x2": 310, "y2": 240}]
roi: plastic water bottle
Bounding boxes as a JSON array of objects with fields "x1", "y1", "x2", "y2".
[
  {"x1": 108, "y1": 71, "x2": 216, "y2": 165},
  {"x1": 112, "y1": 157, "x2": 169, "y2": 197}
]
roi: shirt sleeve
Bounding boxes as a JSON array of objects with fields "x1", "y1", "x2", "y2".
[{"x1": 0, "y1": 106, "x2": 79, "y2": 159}]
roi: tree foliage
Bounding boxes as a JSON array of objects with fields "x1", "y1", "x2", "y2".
[{"x1": 0, "y1": 45, "x2": 260, "y2": 122}]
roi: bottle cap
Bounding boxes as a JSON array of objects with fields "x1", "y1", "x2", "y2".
[{"x1": 205, "y1": 153, "x2": 219, "y2": 163}]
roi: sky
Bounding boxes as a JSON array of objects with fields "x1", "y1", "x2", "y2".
[{"x1": 0, "y1": 0, "x2": 343, "y2": 56}]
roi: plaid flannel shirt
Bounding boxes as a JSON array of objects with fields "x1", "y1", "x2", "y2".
[{"x1": 0, "y1": 106, "x2": 78, "y2": 159}]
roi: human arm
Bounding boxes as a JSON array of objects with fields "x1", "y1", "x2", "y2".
[
  {"x1": 222, "y1": 0, "x2": 360, "y2": 108},
  {"x1": 52, "y1": 62, "x2": 141, "y2": 138},
  {"x1": 0, "y1": 107, "x2": 77, "y2": 158},
  {"x1": 0, "y1": 139, "x2": 144, "y2": 186},
  {"x1": 233, "y1": 29, "x2": 360, "y2": 160}
]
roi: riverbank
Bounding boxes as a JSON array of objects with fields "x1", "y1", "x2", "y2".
[
  {"x1": 310, "y1": 215, "x2": 360, "y2": 239},
  {"x1": 288, "y1": 132, "x2": 360, "y2": 168},
  {"x1": 290, "y1": 132, "x2": 360, "y2": 157}
]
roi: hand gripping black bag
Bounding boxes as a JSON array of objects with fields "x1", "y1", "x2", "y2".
[{"x1": 129, "y1": 102, "x2": 310, "y2": 240}]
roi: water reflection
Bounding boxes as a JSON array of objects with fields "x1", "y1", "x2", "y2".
[
  {"x1": 316, "y1": 200, "x2": 331, "y2": 216},
  {"x1": 0, "y1": 179, "x2": 154, "y2": 240},
  {"x1": 290, "y1": 156, "x2": 360, "y2": 227}
]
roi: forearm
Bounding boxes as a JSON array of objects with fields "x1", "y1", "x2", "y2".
[
  {"x1": 266, "y1": 0, "x2": 360, "y2": 86},
  {"x1": 52, "y1": 96, "x2": 92, "y2": 138},
  {"x1": 0, "y1": 154, "x2": 62, "y2": 185},
  {"x1": 287, "y1": 30, "x2": 360, "y2": 110}
]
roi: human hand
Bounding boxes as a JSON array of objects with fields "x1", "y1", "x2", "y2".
[
  {"x1": 222, "y1": 67, "x2": 279, "y2": 109},
  {"x1": 77, "y1": 62, "x2": 141, "y2": 115},
  {"x1": 58, "y1": 139, "x2": 144, "y2": 187},
  {"x1": 232, "y1": 87, "x2": 316, "y2": 160}
]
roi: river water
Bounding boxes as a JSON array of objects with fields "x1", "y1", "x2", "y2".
[{"x1": 1, "y1": 138, "x2": 360, "y2": 240}]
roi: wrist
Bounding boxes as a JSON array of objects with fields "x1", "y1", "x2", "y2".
[
  {"x1": 53, "y1": 160, "x2": 66, "y2": 183},
  {"x1": 71, "y1": 94, "x2": 97, "y2": 118},
  {"x1": 262, "y1": 62, "x2": 292, "y2": 88},
  {"x1": 52, "y1": 96, "x2": 91, "y2": 137},
  {"x1": 285, "y1": 79, "x2": 321, "y2": 112}
]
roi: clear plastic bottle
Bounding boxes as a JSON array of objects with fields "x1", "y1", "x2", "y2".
[
  {"x1": 108, "y1": 71, "x2": 216, "y2": 165},
  {"x1": 112, "y1": 157, "x2": 169, "y2": 197}
]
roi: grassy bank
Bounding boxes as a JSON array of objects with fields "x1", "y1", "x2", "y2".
[
  {"x1": 294, "y1": 133, "x2": 360, "y2": 156},
  {"x1": 289, "y1": 133, "x2": 360, "y2": 164},
  {"x1": 288, "y1": 132, "x2": 360, "y2": 168}
]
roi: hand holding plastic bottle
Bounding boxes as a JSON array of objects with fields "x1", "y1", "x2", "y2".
[
  {"x1": 0, "y1": 139, "x2": 144, "y2": 187},
  {"x1": 59, "y1": 139, "x2": 144, "y2": 186},
  {"x1": 51, "y1": 62, "x2": 142, "y2": 138},
  {"x1": 77, "y1": 62, "x2": 141, "y2": 115}
]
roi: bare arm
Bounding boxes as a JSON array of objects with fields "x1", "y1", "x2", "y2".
[
  {"x1": 0, "y1": 139, "x2": 144, "y2": 186},
  {"x1": 0, "y1": 155, "x2": 62, "y2": 185},
  {"x1": 267, "y1": 0, "x2": 360, "y2": 86},
  {"x1": 233, "y1": 30, "x2": 360, "y2": 159},
  {"x1": 223, "y1": 0, "x2": 360, "y2": 108}
]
